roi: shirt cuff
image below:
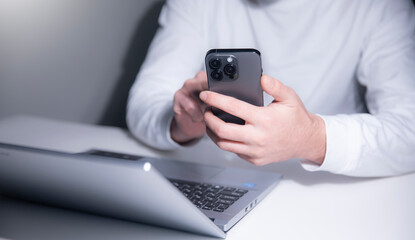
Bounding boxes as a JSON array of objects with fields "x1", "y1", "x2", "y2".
[
  {"x1": 300, "y1": 114, "x2": 359, "y2": 174},
  {"x1": 165, "y1": 113, "x2": 183, "y2": 148}
]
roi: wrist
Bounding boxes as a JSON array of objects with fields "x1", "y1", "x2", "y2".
[
  {"x1": 306, "y1": 114, "x2": 326, "y2": 165},
  {"x1": 170, "y1": 117, "x2": 202, "y2": 145}
]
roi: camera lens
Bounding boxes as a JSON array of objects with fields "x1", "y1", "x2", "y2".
[
  {"x1": 209, "y1": 58, "x2": 221, "y2": 69},
  {"x1": 211, "y1": 70, "x2": 223, "y2": 80},
  {"x1": 224, "y1": 64, "x2": 236, "y2": 76}
]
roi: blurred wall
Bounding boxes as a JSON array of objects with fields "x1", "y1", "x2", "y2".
[
  {"x1": 0, "y1": 0, "x2": 164, "y2": 128},
  {"x1": 2, "y1": 0, "x2": 412, "y2": 128}
]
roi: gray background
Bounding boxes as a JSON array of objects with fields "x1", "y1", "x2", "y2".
[
  {"x1": 0, "y1": 0, "x2": 164, "y2": 128},
  {"x1": 1, "y1": 0, "x2": 414, "y2": 128}
]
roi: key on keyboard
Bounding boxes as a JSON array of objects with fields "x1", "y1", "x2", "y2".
[{"x1": 170, "y1": 179, "x2": 249, "y2": 212}]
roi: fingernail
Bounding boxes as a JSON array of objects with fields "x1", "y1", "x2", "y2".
[{"x1": 199, "y1": 91, "x2": 207, "y2": 101}]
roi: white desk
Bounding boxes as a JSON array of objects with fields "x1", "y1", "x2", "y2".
[{"x1": 0, "y1": 116, "x2": 414, "y2": 240}]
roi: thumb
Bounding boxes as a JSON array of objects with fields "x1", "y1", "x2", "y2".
[{"x1": 261, "y1": 75, "x2": 294, "y2": 103}]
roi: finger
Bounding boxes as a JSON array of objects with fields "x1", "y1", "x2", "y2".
[
  {"x1": 182, "y1": 72, "x2": 208, "y2": 113},
  {"x1": 199, "y1": 91, "x2": 258, "y2": 123},
  {"x1": 236, "y1": 154, "x2": 257, "y2": 164},
  {"x1": 236, "y1": 153, "x2": 251, "y2": 160},
  {"x1": 195, "y1": 98, "x2": 208, "y2": 114},
  {"x1": 195, "y1": 71, "x2": 208, "y2": 88},
  {"x1": 236, "y1": 154, "x2": 267, "y2": 166},
  {"x1": 261, "y1": 75, "x2": 296, "y2": 103},
  {"x1": 204, "y1": 110, "x2": 251, "y2": 143},
  {"x1": 174, "y1": 91, "x2": 204, "y2": 122},
  {"x1": 181, "y1": 98, "x2": 204, "y2": 122},
  {"x1": 206, "y1": 128, "x2": 253, "y2": 157},
  {"x1": 183, "y1": 71, "x2": 208, "y2": 95}
]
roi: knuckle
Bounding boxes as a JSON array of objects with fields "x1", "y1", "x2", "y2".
[
  {"x1": 216, "y1": 141, "x2": 228, "y2": 150},
  {"x1": 245, "y1": 158, "x2": 256, "y2": 165},
  {"x1": 196, "y1": 71, "x2": 206, "y2": 79},
  {"x1": 215, "y1": 125, "x2": 227, "y2": 138},
  {"x1": 183, "y1": 102, "x2": 196, "y2": 113},
  {"x1": 251, "y1": 157, "x2": 266, "y2": 166},
  {"x1": 206, "y1": 128, "x2": 214, "y2": 139},
  {"x1": 287, "y1": 87, "x2": 297, "y2": 97},
  {"x1": 251, "y1": 147, "x2": 266, "y2": 159},
  {"x1": 242, "y1": 156, "x2": 255, "y2": 164},
  {"x1": 173, "y1": 105, "x2": 181, "y2": 115},
  {"x1": 248, "y1": 150, "x2": 259, "y2": 159},
  {"x1": 258, "y1": 138, "x2": 268, "y2": 148},
  {"x1": 173, "y1": 89, "x2": 181, "y2": 98},
  {"x1": 256, "y1": 160, "x2": 266, "y2": 166},
  {"x1": 173, "y1": 91, "x2": 184, "y2": 103},
  {"x1": 253, "y1": 134, "x2": 267, "y2": 148},
  {"x1": 260, "y1": 113, "x2": 273, "y2": 125},
  {"x1": 182, "y1": 80, "x2": 192, "y2": 89},
  {"x1": 251, "y1": 159, "x2": 263, "y2": 166}
]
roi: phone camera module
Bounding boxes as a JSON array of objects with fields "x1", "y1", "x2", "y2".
[
  {"x1": 209, "y1": 58, "x2": 221, "y2": 69},
  {"x1": 224, "y1": 64, "x2": 237, "y2": 78},
  {"x1": 211, "y1": 70, "x2": 223, "y2": 81}
]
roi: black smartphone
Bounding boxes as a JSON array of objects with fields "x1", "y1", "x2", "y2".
[{"x1": 205, "y1": 48, "x2": 263, "y2": 125}]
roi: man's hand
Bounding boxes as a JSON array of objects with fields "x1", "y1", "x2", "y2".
[
  {"x1": 171, "y1": 71, "x2": 208, "y2": 144},
  {"x1": 199, "y1": 75, "x2": 326, "y2": 165}
]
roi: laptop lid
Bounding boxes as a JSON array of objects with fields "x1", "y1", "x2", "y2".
[
  {"x1": 87, "y1": 149, "x2": 282, "y2": 232},
  {"x1": 0, "y1": 142, "x2": 282, "y2": 237},
  {"x1": 0, "y1": 143, "x2": 226, "y2": 238}
]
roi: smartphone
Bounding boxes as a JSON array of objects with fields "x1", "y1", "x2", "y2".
[{"x1": 205, "y1": 48, "x2": 263, "y2": 125}]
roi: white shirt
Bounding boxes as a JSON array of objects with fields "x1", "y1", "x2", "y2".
[{"x1": 127, "y1": 0, "x2": 415, "y2": 177}]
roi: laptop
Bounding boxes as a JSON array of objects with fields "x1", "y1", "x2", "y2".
[{"x1": 0, "y1": 142, "x2": 282, "y2": 238}]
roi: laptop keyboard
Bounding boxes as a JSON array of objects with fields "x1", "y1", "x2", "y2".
[{"x1": 170, "y1": 179, "x2": 249, "y2": 212}]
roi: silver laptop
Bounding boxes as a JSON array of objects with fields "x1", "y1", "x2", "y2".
[{"x1": 0, "y1": 142, "x2": 282, "y2": 238}]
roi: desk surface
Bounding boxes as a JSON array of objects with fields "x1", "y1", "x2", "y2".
[{"x1": 0, "y1": 116, "x2": 414, "y2": 240}]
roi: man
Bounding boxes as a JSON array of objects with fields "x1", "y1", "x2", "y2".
[{"x1": 127, "y1": 0, "x2": 415, "y2": 177}]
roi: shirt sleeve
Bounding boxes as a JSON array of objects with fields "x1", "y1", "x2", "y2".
[
  {"x1": 302, "y1": 0, "x2": 415, "y2": 177},
  {"x1": 126, "y1": 0, "x2": 206, "y2": 150}
]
